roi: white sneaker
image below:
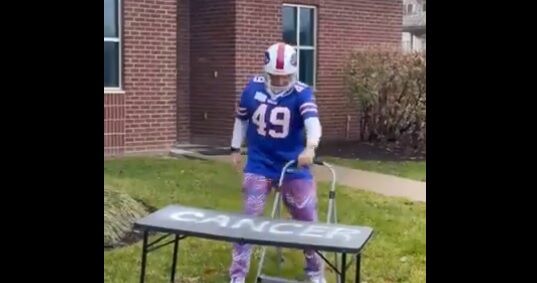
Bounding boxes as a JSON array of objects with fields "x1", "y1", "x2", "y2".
[{"x1": 230, "y1": 277, "x2": 245, "y2": 283}]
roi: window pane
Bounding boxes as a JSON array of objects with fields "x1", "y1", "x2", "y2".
[
  {"x1": 104, "y1": 42, "x2": 119, "y2": 87},
  {"x1": 299, "y1": 8, "x2": 314, "y2": 46},
  {"x1": 282, "y1": 6, "x2": 297, "y2": 45},
  {"x1": 104, "y1": 0, "x2": 118, "y2": 37},
  {"x1": 299, "y1": 49, "x2": 314, "y2": 86}
]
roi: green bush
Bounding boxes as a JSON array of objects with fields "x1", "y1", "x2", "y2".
[
  {"x1": 344, "y1": 48, "x2": 426, "y2": 151},
  {"x1": 104, "y1": 187, "x2": 148, "y2": 247}
]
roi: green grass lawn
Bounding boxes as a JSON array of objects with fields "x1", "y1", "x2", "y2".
[
  {"x1": 104, "y1": 157, "x2": 425, "y2": 283},
  {"x1": 325, "y1": 157, "x2": 426, "y2": 182}
]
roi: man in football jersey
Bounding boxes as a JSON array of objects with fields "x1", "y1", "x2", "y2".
[{"x1": 228, "y1": 42, "x2": 325, "y2": 283}]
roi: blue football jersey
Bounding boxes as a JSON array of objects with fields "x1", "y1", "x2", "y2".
[{"x1": 235, "y1": 75, "x2": 319, "y2": 181}]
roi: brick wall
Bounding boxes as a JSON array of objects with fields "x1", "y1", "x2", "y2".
[
  {"x1": 104, "y1": 92, "x2": 125, "y2": 155},
  {"x1": 314, "y1": 0, "x2": 402, "y2": 140},
  {"x1": 121, "y1": 0, "x2": 181, "y2": 152},
  {"x1": 234, "y1": 0, "x2": 282, "y2": 86},
  {"x1": 177, "y1": 0, "x2": 191, "y2": 143},
  {"x1": 189, "y1": 0, "x2": 237, "y2": 145}
]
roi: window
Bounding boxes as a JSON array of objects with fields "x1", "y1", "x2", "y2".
[
  {"x1": 282, "y1": 4, "x2": 316, "y2": 87},
  {"x1": 407, "y1": 4, "x2": 414, "y2": 14},
  {"x1": 104, "y1": 0, "x2": 121, "y2": 89}
]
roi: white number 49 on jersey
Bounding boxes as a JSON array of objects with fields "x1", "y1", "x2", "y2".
[{"x1": 252, "y1": 104, "x2": 290, "y2": 139}]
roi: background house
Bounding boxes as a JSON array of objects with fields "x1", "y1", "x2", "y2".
[
  {"x1": 401, "y1": 0, "x2": 426, "y2": 52},
  {"x1": 104, "y1": 0, "x2": 403, "y2": 155}
]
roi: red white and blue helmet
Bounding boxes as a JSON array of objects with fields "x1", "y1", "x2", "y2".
[{"x1": 263, "y1": 42, "x2": 298, "y2": 95}]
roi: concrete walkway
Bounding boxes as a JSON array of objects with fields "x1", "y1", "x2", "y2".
[
  {"x1": 311, "y1": 164, "x2": 425, "y2": 202},
  {"x1": 170, "y1": 148, "x2": 426, "y2": 203}
]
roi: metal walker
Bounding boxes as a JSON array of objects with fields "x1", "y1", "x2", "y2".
[{"x1": 255, "y1": 159, "x2": 347, "y2": 283}]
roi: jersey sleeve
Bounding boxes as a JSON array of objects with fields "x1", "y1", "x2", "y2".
[
  {"x1": 235, "y1": 81, "x2": 253, "y2": 121},
  {"x1": 297, "y1": 87, "x2": 319, "y2": 120}
]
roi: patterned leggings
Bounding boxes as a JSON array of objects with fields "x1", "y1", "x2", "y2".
[{"x1": 229, "y1": 173, "x2": 323, "y2": 279}]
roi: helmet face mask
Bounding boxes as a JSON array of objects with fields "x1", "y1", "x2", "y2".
[
  {"x1": 264, "y1": 73, "x2": 297, "y2": 95},
  {"x1": 263, "y1": 43, "x2": 298, "y2": 96}
]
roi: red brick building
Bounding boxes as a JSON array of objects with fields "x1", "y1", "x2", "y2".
[{"x1": 104, "y1": 0, "x2": 402, "y2": 155}]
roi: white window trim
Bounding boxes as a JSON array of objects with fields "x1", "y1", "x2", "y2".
[
  {"x1": 283, "y1": 3, "x2": 317, "y2": 89},
  {"x1": 104, "y1": 0, "x2": 122, "y2": 91},
  {"x1": 104, "y1": 37, "x2": 120, "y2": 42}
]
